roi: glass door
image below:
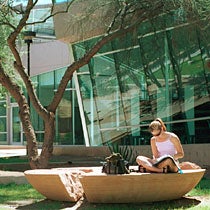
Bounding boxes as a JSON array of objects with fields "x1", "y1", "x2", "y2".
[
  {"x1": 0, "y1": 99, "x2": 7, "y2": 144},
  {"x1": 10, "y1": 103, "x2": 23, "y2": 145}
]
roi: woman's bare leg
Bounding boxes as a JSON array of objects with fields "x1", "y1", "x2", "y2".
[
  {"x1": 155, "y1": 158, "x2": 178, "y2": 173},
  {"x1": 136, "y1": 156, "x2": 164, "y2": 173}
]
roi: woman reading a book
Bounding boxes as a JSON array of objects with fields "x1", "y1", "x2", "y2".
[{"x1": 136, "y1": 118, "x2": 184, "y2": 173}]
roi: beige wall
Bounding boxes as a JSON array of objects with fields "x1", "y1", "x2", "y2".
[
  {"x1": 53, "y1": 144, "x2": 210, "y2": 169},
  {"x1": 22, "y1": 40, "x2": 70, "y2": 76},
  {"x1": 182, "y1": 144, "x2": 210, "y2": 167}
]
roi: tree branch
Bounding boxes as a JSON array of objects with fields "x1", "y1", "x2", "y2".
[{"x1": 48, "y1": 0, "x2": 166, "y2": 111}]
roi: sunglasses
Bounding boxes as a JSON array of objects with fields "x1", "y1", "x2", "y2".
[{"x1": 151, "y1": 129, "x2": 162, "y2": 136}]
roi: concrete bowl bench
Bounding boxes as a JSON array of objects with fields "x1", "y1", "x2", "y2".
[
  {"x1": 24, "y1": 167, "x2": 205, "y2": 203},
  {"x1": 24, "y1": 167, "x2": 92, "y2": 202},
  {"x1": 79, "y1": 168, "x2": 206, "y2": 203}
]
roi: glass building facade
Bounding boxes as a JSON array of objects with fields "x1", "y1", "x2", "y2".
[
  {"x1": 72, "y1": 21, "x2": 210, "y2": 146},
  {"x1": 0, "y1": 1, "x2": 210, "y2": 146},
  {"x1": 30, "y1": 67, "x2": 84, "y2": 145}
]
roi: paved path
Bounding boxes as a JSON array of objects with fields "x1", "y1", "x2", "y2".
[
  {"x1": 0, "y1": 147, "x2": 41, "y2": 158},
  {"x1": 0, "y1": 147, "x2": 38, "y2": 184},
  {"x1": 0, "y1": 149, "x2": 27, "y2": 158},
  {"x1": 0, "y1": 170, "x2": 27, "y2": 184}
]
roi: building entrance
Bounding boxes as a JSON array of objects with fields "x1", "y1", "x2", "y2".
[
  {"x1": 10, "y1": 103, "x2": 23, "y2": 145},
  {"x1": 0, "y1": 98, "x2": 7, "y2": 144}
]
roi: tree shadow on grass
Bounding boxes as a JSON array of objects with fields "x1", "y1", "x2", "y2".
[
  {"x1": 16, "y1": 199, "x2": 77, "y2": 210},
  {"x1": 16, "y1": 196, "x2": 201, "y2": 210},
  {"x1": 77, "y1": 196, "x2": 201, "y2": 210}
]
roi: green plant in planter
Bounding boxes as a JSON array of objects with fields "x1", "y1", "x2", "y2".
[{"x1": 107, "y1": 142, "x2": 138, "y2": 165}]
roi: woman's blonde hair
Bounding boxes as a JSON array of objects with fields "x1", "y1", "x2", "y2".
[{"x1": 149, "y1": 118, "x2": 167, "y2": 132}]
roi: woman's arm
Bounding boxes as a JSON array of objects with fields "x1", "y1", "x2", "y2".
[
  {"x1": 170, "y1": 133, "x2": 184, "y2": 160},
  {"x1": 151, "y1": 137, "x2": 159, "y2": 159}
]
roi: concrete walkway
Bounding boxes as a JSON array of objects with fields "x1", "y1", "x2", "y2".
[
  {"x1": 0, "y1": 146, "x2": 28, "y2": 184},
  {"x1": 0, "y1": 146, "x2": 42, "y2": 158},
  {"x1": 0, "y1": 149, "x2": 27, "y2": 158},
  {"x1": 0, "y1": 170, "x2": 27, "y2": 184}
]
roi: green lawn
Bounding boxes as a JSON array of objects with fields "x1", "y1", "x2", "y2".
[
  {"x1": 188, "y1": 178, "x2": 210, "y2": 196},
  {"x1": 0, "y1": 156, "x2": 63, "y2": 164},
  {"x1": 0, "y1": 183, "x2": 44, "y2": 202},
  {"x1": 0, "y1": 157, "x2": 28, "y2": 164}
]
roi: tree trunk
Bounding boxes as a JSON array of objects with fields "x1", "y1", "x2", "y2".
[
  {"x1": 29, "y1": 112, "x2": 55, "y2": 169},
  {"x1": 0, "y1": 70, "x2": 55, "y2": 169},
  {"x1": 18, "y1": 101, "x2": 39, "y2": 169}
]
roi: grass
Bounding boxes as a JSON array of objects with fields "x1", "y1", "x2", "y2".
[
  {"x1": 188, "y1": 178, "x2": 210, "y2": 196},
  {"x1": 0, "y1": 183, "x2": 44, "y2": 202},
  {"x1": 0, "y1": 183, "x2": 70, "y2": 210},
  {"x1": 0, "y1": 178, "x2": 209, "y2": 210},
  {"x1": 0, "y1": 157, "x2": 28, "y2": 164},
  {"x1": 0, "y1": 156, "x2": 67, "y2": 172},
  {"x1": 0, "y1": 156, "x2": 63, "y2": 164}
]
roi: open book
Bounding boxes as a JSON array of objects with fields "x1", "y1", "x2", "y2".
[{"x1": 153, "y1": 155, "x2": 183, "y2": 174}]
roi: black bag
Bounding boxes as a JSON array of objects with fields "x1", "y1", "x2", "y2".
[{"x1": 102, "y1": 153, "x2": 130, "y2": 174}]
